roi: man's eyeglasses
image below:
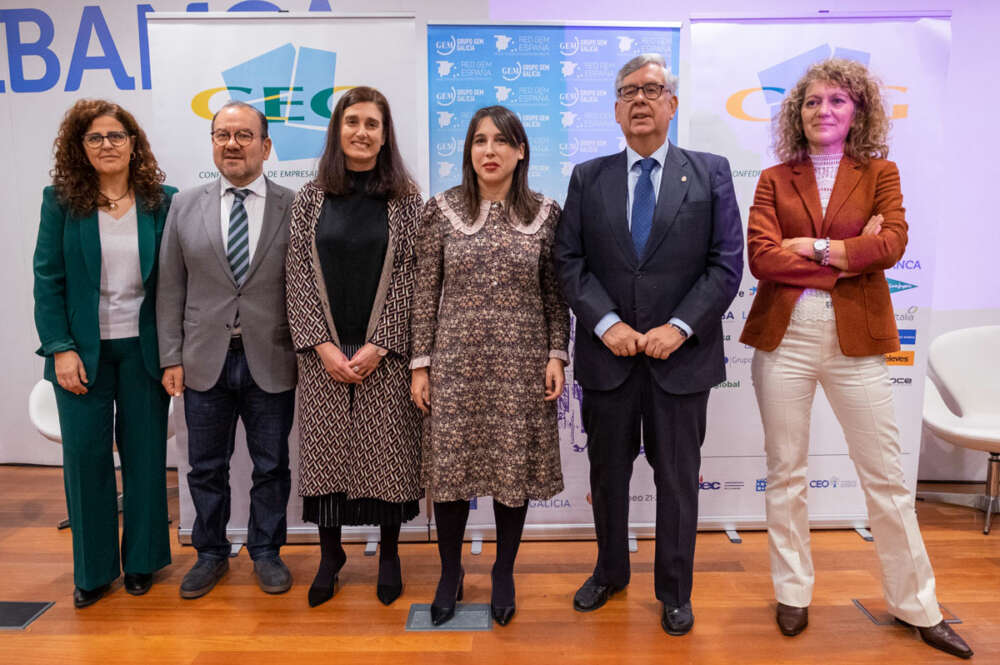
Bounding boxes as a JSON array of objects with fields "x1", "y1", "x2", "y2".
[
  {"x1": 82, "y1": 131, "x2": 131, "y2": 149},
  {"x1": 211, "y1": 129, "x2": 256, "y2": 147},
  {"x1": 617, "y1": 83, "x2": 670, "y2": 101}
]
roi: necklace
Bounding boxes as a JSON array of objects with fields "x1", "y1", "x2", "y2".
[{"x1": 101, "y1": 188, "x2": 131, "y2": 210}]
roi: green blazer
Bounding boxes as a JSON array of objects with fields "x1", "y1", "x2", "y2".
[{"x1": 33, "y1": 184, "x2": 178, "y2": 386}]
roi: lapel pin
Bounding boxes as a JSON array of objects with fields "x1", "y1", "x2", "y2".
[{"x1": 681, "y1": 175, "x2": 687, "y2": 182}]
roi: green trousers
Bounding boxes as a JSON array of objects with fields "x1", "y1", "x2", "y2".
[{"x1": 53, "y1": 337, "x2": 171, "y2": 591}]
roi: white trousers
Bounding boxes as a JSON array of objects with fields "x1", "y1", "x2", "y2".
[{"x1": 751, "y1": 317, "x2": 941, "y2": 626}]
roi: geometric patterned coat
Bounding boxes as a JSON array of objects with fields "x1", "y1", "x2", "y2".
[{"x1": 285, "y1": 180, "x2": 423, "y2": 502}]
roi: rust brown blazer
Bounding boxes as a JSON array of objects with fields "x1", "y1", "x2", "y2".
[{"x1": 740, "y1": 157, "x2": 907, "y2": 356}]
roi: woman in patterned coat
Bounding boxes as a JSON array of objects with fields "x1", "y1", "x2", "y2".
[
  {"x1": 286, "y1": 87, "x2": 422, "y2": 608},
  {"x1": 410, "y1": 105, "x2": 570, "y2": 627}
]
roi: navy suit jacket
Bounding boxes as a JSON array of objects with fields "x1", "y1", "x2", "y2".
[{"x1": 554, "y1": 143, "x2": 744, "y2": 394}]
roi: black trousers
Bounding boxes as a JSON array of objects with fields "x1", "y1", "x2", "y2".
[{"x1": 581, "y1": 359, "x2": 709, "y2": 607}]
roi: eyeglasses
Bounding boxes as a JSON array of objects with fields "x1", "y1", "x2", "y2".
[
  {"x1": 82, "y1": 131, "x2": 132, "y2": 149},
  {"x1": 617, "y1": 83, "x2": 669, "y2": 101},
  {"x1": 211, "y1": 129, "x2": 256, "y2": 147}
]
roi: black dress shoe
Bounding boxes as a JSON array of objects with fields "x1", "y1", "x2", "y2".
[
  {"x1": 308, "y1": 574, "x2": 339, "y2": 607},
  {"x1": 376, "y1": 581, "x2": 402, "y2": 606},
  {"x1": 73, "y1": 583, "x2": 110, "y2": 609},
  {"x1": 430, "y1": 569, "x2": 465, "y2": 626},
  {"x1": 661, "y1": 601, "x2": 694, "y2": 636},
  {"x1": 124, "y1": 573, "x2": 153, "y2": 596},
  {"x1": 572, "y1": 576, "x2": 623, "y2": 612},
  {"x1": 897, "y1": 618, "x2": 973, "y2": 659},
  {"x1": 776, "y1": 602, "x2": 808, "y2": 636}
]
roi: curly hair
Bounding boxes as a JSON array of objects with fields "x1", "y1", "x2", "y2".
[
  {"x1": 773, "y1": 58, "x2": 890, "y2": 165},
  {"x1": 50, "y1": 99, "x2": 165, "y2": 217}
]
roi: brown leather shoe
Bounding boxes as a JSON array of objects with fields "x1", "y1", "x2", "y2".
[
  {"x1": 776, "y1": 602, "x2": 808, "y2": 636},
  {"x1": 898, "y1": 619, "x2": 973, "y2": 659}
]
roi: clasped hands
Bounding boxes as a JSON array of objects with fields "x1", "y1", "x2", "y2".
[
  {"x1": 602, "y1": 321, "x2": 685, "y2": 360},
  {"x1": 316, "y1": 341, "x2": 382, "y2": 384}
]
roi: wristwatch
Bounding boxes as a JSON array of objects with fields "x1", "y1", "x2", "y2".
[
  {"x1": 669, "y1": 323, "x2": 689, "y2": 339},
  {"x1": 812, "y1": 237, "x2": 831, "y2": 266}
]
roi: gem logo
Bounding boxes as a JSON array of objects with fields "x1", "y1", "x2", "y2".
[
  {"x1": 501, "y1": 62, "x2": 522, "y2": 82},
  {"x1": 560, "y1": 111, "x2": 577, "y2": 128},
  {"x1": 887, "y1": 278, "x2": 917, "y2": 294},
  {"x1": 494, "y1": 34, "x2": 513, "y2": 51},
  {"x1": 560, "y1": 161, "x2": 575, "y2": 177},
  {"x1": 559, "y1": 137, "x2": 579, "y2": 157},
  {"x1": 190, "y1": 43, "x2": 350, "y2": 162},
  {"x1": 435, "y1": 36, "x2": 457, "y2": 56},
  {"x1": 435, "y1": 137, "x2": 457, "y2": 157},
  {"x1": 494, "y1": 85, "x2": 512, "y2": 102},
  {"x1": 435, "y1": 86, "x2": 457, "y2": 107},
  {"x1": 436, "y1": 60, "x2": 455, "y2": 77},
  {"x1": 559, "y1": 36, "x2": 580, "y2": 56},
  {"x1": 726, "y1": 45, "x2": 909, "y2": 122},
  {"x1": 436, "y1": 111, "x2": 454, "y2": 128},
  {"x1": 885, "y1": 351, "x2": 915, "y2": 366},
  {"x1": 617, "y1": 36, "x2": 636, "y2": 52},
  {"x1": 559, "y1": 90, "x2": 579, "y2": 107},
  {"x1": 437, "y1": 161, "x2": 455, "y2": 177},
  {"x1": 561, "y1": 60, "x2": 578, "y2": 77}
]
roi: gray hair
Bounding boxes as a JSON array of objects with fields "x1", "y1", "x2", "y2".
[
  {"x1": 211, "y1": 100, "x2": 269, "y2": 139},
  {"x1": 614, "y1": 54, "x2": 679, "y2": 97}
]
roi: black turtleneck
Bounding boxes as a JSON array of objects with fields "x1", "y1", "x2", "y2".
[{"x1": 315, "y1": 169, "x2": 389, "y2": 346}]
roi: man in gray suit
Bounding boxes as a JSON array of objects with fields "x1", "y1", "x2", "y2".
[{"x1": 157, "y1": 101, "x2": 297, "y2": 599}]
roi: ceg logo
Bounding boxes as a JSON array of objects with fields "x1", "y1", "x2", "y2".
[
  {"x1": 726, "y1": 45, "x2": 908, "y2": 122},
  {"x1": 190, "y1": 43, "x2": 352, "y2": 161}
]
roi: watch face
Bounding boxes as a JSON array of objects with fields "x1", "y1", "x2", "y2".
[{"x1": 814, "y1": 239, "x2": 826, "y2": 250}]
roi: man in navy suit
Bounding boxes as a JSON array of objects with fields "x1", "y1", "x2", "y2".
[{"x1": 555, "y1": 54, "x2": 743, "y2": 635}]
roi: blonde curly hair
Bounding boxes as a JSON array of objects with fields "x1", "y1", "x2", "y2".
[{"x1": 773, "y1": 58, "x2": 889, "y2": 165}]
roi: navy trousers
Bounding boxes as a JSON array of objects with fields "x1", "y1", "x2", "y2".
[{"x1": 184, "y1": 346, "x2": 294, "y2": 560}]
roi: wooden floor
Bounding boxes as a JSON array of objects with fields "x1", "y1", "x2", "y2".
[{"x1": 0, "y1": 466, "x2": 997, "y2": 664}]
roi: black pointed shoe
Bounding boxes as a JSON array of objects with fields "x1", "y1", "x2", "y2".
[
  {"x1": 430, "y1": 570, "x2": 465, "y2": 626},
  {"x1": 73, "y1": 583, "x2": 110, "y2": 608},
  {"x1": 124, "y1": 573, "x2": 153, "y2": 596},
  {"x1": 308, "y1": 574, "x2": 338, "y2": 607},
  {"x1": 376, "y1": 581, "x2": 403, "y2": 606},
  {"x1": 490, "y1": 566, "x2": 516, "y2": 626}
]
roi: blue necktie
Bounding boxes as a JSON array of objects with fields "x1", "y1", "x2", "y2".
[
  {"x1": 227, "y1": 188, "x2": 251, "y2": 285},
  {"x1": 631, "y1": 157, "x2": 656, "y2": 258}
]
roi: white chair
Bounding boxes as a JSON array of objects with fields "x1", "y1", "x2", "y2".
[
  {"x1": 27, "y1": 379, "x2": 177, "y2": 529},
  {"x1": 918, "y1": 326, "x2": 1000, "y2": 534}
]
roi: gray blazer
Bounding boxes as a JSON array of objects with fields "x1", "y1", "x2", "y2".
[{"x1": 156, "y1": 177, "x2": 297, "y2": 393}]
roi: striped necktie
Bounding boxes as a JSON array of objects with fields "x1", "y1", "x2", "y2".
[
  {"x1": 631, "y1": 157, "x2": 657, "y2": 258},
  {"x1": 227, "y1": 187, "x2": 251, "y2": 285}
]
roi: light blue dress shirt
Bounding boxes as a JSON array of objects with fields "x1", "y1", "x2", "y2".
[{"x1": 594, "y1": 141, "x2": 693, "y2": 340}]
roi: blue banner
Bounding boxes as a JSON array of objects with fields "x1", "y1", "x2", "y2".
[{"x1": 428, "y1": 24, "x2": 680, "y2": 204}]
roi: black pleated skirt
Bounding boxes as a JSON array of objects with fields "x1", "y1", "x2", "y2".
[{"x1": 302, "y1": 493, "x2": 420, "y2": 527}]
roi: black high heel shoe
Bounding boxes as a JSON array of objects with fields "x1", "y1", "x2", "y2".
[
  {"x1": 430, "y1": 569, "x2": 465, "y2": 626},
  {"x1": 308, "y1": 573, "x2": 339, "y2": 608},
  {"x1": 376, "y1": 555, "x2": 403, "y2": 606},
  {"x1": 490, "y1": 566, "x2": 516, "y2": 626}
]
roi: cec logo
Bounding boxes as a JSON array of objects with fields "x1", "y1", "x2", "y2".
[
  {"x1": 699, "y1": 475, "x2": 721, "y2": 491},
  {"x1": 190, "y1": 43, "x2": 352, "y2": 161},
  {"x1": 726, "y1": 45, "x2": 909, "y2": 122}
]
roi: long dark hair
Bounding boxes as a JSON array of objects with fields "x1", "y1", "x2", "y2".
[
  {"x1": 459, "y1": 105, "x2": 540, "y2": 223},
  {"x1": 50, "y1": 99, "x2": 165, "y2": 217},
  {"x1": 315, "y1": 86, "x2": 414, "y2": 198}
]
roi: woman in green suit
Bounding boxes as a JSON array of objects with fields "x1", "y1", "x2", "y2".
[{"x1": 33, "y1": 99, "x2": 177, "y2": 608}]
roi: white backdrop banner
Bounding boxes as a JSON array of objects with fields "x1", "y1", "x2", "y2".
[
  {"x1": 689, "y1": 15, "x2": 951, "y2": 526},
  {"x1": 147, "y1": 12, "x2": 427, "y2": 542}
]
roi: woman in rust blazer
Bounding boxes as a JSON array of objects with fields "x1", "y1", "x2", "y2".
[{"x1": 740, "y1": 59, "x2": 971, "y2": 659}]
